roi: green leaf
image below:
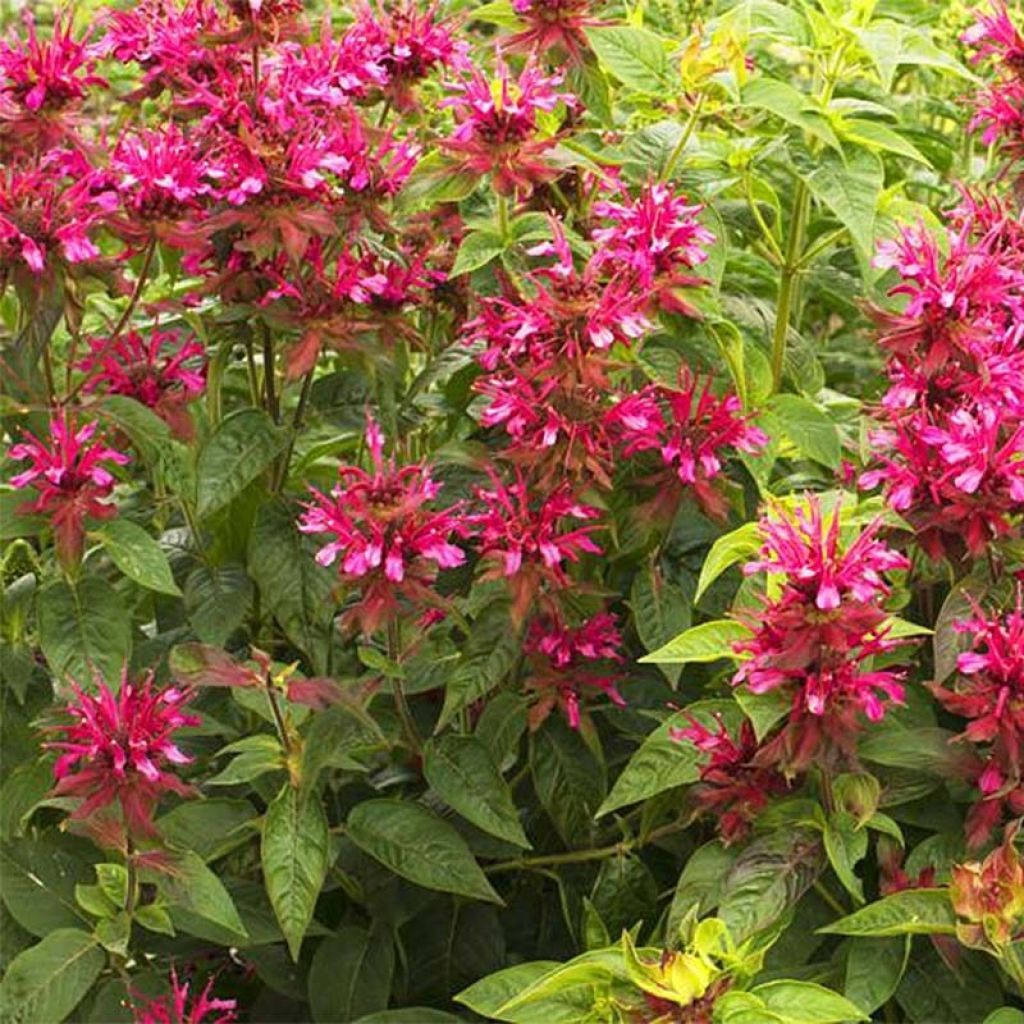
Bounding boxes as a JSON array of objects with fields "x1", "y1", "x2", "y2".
[
  {"x1": 345, "y1": 799, "x2": 502, "y2": 904},
  {"x1": 96, "y1": 395, "x2": 173, "y2": 465},
  {"x1": 247, "y1": 500, "x2": 334, "y2": 669},
  {"x1": 423, "y1": 734, "x2": 530, "y2": 849},
  {"x1": 854, "y1": 21, "x2": 974, "y2": 92},
  {"x1": 598, "y1": 701, "x2": 739, "y2": 816},
  {"x1": 768, "y1": 394, "x2": 841, "y2": 469},
  {"x1": 475, "y1": 692, "x2": 529, "y2": 772},
  {"x1": 207, "y1": 735, "x2": 285, "y2": 787},
  {"x1": 92, "y1": 519, "x2": 181, "y2": 596},
  {"x1": 638, "y1": 619, "x2": 751, "y2": 665},
  {"x1": 719, "y1": 829, "x2": 823, "y2": 941},
  {"x1": 451, "y1": 229, "x2": 507, "y2": 276},
  {"x1": 984, "y1": 1011, "x2": 1024, "y2": 1024},
  {"x1": 819, "y1": 888, "x2": 955, "y2": 937},
  {"x1": 584, "y1": 26, "x2": 672, "y2": 92},
  {"x1": 741, "y1": 78, "x2": 840, "y2": 151},
  {"x1": 0, "y1": 928, "x2": 104, "y2": 1024},
  {"x1": 630, "y1": 566, "x2": 691, "y2": 687},
  {"x1": 184, "y1": 563, "x2": 253, "y2": 647},
  {"x1": 195, "y1": 409, "x2": 287, "y2": 519},
  {"x1": 844, "y1": 935, "x2": 910, "y2": 1015},
  {"x1": 823, "y1": 813, "x2": 868, "y2": 904},
  {"x1": 308, "y1": 925, "x2": 395, "y2": 1023},
  {"x1": 748, "y1": 980, "x2": 868, "y2": 1023},
  {"x1": 456, "y1": 962, "x2": 562, "y2": 1020},
  {"x1": 398, "y1": 152, "x2": 480, "y2": 210},
  {"x1": 162, "y1": 850, "x2": 248, "y2": 941},
  {"x1": 262, "y1": 785, "x2": 330, "y2": 960},
  {"x1": 301, "y1": 703, "x2": 386, "y2": 785},
  {"x1": 37, "y1": 576, "x2": 131, "y2": 685},
  {"x1": 531, "y1": 718, "x2": 606, "y2": 844},
  {"x1": 838, "y1": 119, "x2": 930, "y2": 166},
  {"x1": 695, "y1": 522, "x2": 760, "y2": 603},
  {"x1": 734, "y1": 686, "x2": 790, "y2": 742},
  {"x1": 0, "y1": 839, "x2": 93, "y2": 937},
  {"x1": 156, "y1": 799, "x2": 258, "y2": 861},
  {"x1": 666, "y1": 841, "x2": 738, "y2": 938},
  {"x1": 355, "y1": 1012, "x2": 462, "y2": 1024},
  {"x1": 437, "y1": 601, "x2": 520, "y2": 730},
  {"x1": 799, "y1": 146, "x2": 883, "y2": 263}
]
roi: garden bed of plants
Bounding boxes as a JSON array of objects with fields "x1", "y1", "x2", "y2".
[{"x1": 2, "y1": 0, "x2": 1024, "y2": 1021}]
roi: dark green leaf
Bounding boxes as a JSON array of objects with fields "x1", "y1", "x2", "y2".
[
  {"x1": 819, "y1": 888, "x2": 955, "y2": 937},
  {"x1": 844, "y1": 935, "x2": 910, "y2": 1015},
  {"x1": 308, "y1": 925, "x2": 395, "y2": 1023},
  {"x1": 92, "y1": 519, "x2": 181, "y2": 596},
  {"x1": 184, "y1": 563, "x2": 252, "y2": 647},
  {"x1": 531, "y1": 718, "x2": 605, "y2": 845}
]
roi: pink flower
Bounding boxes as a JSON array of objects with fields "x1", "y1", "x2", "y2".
[
  {"x1": 962, "y1": 2, "x2": 1024, "y2": 69},
  {"x1": 45, "y1": 672, "x2": 198, "y2": 839},
  {"x1": 298, "y1": 416, "x2": 466, "y2": 634},
  {"x1": 931, "y1": 589, "x2": 1024, "y2": 847},
  {"x1": 671, "y1": 714, "x2": 788, "y2": 842},
  {"x1": 132, "y1": 968, "x2": 237, "y2": 1024},
  {"x1": 468, "y1": 469, "x2": 603, "y2": 621},
  {"x1": 344, "y1": 1, "x2": 468, "y2": 110},
  {"x1": 731, "y1": 499, "x2": 912, "y2": 770},
  {"x1": 77, "y1": 329, "x2": 207, "y2": 439},
  {"x1": 440, "y1": 56, "x2": 576, "y2": 194},
  {"x1": 591, "y1": 181, "x2": 715, "y2": 317},
  {"x1": 506, "y1": 0, "x2": 605, "y2": 63},
  {"x1": 607, "y1": 375, "x2": 767, "y2": 520},
  {"x1": 0, "y1": 11, "x2": 106, "y2": 154},
  {"x1": 523, "y1": 610, "x2": 625, "y2": 729},
  {"x1": 7, "y1": 414, "x2": 129, "y2": 566},
  {"x1": 0, "y1": 152, "x2": 111, "y2": 280}
]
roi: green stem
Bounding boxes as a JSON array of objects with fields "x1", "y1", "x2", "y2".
[
  {"x1": 770, "y1": 179, "x2": 809, "y2": 393},
  {"x1": 794, "y1": 225, "x2": 848, "y2": 271},
  {"x1": 661, "y1": 92, "x2": 705, "y2": 183},
  {"x1": 264, "y1": 670, "x2": 291, "y2": 755},
  {"x1": 124, "y1": 841, "x2": 138, "y2": 918},
  {"x1": 496, "y1": 192, "x2": 510, "y2": 243},
  {"x1": 387, "y1": 619, "x2": 420, "y2": 755},
  {"x1": 260, "y1": 321, "x2": 279, "y2": 423},
  {"x1": 484, "y1": 821, "x2": 688, "y2": 875},
  {"x1": 744, "y1": 171, "x2": 784, "y2": 266},
  {"x1": 813, "y1": 879, "x2": 847, "y2": 918},
  {"x1": 273, "y1": 367, "x2": 315, "y2": 493}
]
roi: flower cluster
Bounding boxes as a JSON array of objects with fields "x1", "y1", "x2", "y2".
[
  {"x1": 932, "y1": 591, "x2": 1024, "y2": 846},
  {"x1": 132, "y1": 968, "x2": 237, "y2": 1024},
  {"x1": 298, "y1": 416, "x2": 467, "y2": 634},
  {"x1": 78, "y1": 329, "x2": 207, "y2": 438},
  {"x1": 672, "y1": 714, "x2": 788, "y2": 843},
  {"x1": 45, "y1": 673, "x2": 198, "y2": 840},
  {"x1": 730, "y1": 499, "x2": 911, "y2": 771},
  {"x1": 8, "y1": 414, "x2": 129, "y2": 567},
  {"x1": 951, "y1": 826, "x2": 1024, "y2": 954},
  {"x1": 862, "y1": 194, "x2": 1024, "y2": 560},
  {"x1": 963, "y1": 2, "x2": 1024, "y2": 169},
  {"x1": 523, "y1": 610, "x2": 625, "y2": 730}
]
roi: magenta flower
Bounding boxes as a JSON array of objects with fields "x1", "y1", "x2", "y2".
[
  {"x1": 0, "y1": 153, "x2": 112, "y2": 280},
  {"x1": 344, "y1": 1, "x2": 468, "y2": 110},
  {"x1": 931, "y1": 589, "x2": 1024, "y2": 847},
  {"x1": 298, "y1": 416, "x2": 466, "y2": 634},
  {"x1": 591, "y1": 181, "x2": 715, "y2": 317},
  {"x1": 77, "y1": 329, "x2": 207, "y2": 439},
  {"x1": 440, "y1": 56, "x2": 576, "y2": 194},
  {"x1": 671, "y1": 714, "x2": 788, "y2": 843},
  {"x1": 607, "y1": 375, "x2": 767, "y2": 521},
  {"x1": 523, "y1": 610, "x2": 625, "y2": 729},
  {"x1": 0, "y1": 11, "x2": 106, "y2": 154},
  {"x1": 731, "y1": 499, "x2": 911, "y2": 770},
  {"x1": 468, "y1": 469, "x2": 603, "y2": 621},
  {"x1": 45, "y1": 673, "x2": 198, "y2": 840},
  {"x1": 7, "y1": 414, "x2": 129, "y2": 566},
  {"x1": 506, "y1": 0, "x2": 605, "y2": 63},
  {"x1": 132, "y1": 968, "x2": 237, "y2": 1024}
]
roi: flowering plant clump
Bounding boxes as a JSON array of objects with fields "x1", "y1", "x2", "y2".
[{"x1": 5, "y1": 1, "x2": 1024, "y2": 1021}]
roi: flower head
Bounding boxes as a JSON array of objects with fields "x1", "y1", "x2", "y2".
[
  {"x1": 468, "y1": 469, "x2": 602, "y2": 621},
  {"x1": 607, "y1": 375, "x2": 767, "y2": 521},
  {"x1": 506, "y1": 0, "x2": 605, "y2": 63},
  {"x1": 7, "y1": 414, "x2": 129, "y2": 566},
  {"x1": 440, "y1": 56, "x2": 576, "y2": 194},
  {"x1": 931, "y1": 589, "x2": 1024, "y2": 847},
  {"x1": 77, "y1": 329, "x2": 207, "y2": 439},
  {"x1": 298, "y1": 416, "x2": 466, "y2": 634},
  {"x1": 132, "y1": 967, "x2": 237, "y2": 1024},
  {"x1": 45, "y1": 673, "x2": 198, "y2": 839},
  {"x1": 951, "y1": 827, "x2": 1024, "y2": 953},
  {"x1": 523, "y1": 610, "x2": 624, "y2": 729},
  {"x1": 731, "y1": 499, "x2": 912, "y2": 770},
  {"x1": 672, "y1": 714, "x2": 788, "y2": 842}
]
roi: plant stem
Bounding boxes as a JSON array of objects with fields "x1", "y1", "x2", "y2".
[
  {"x1": 273, "y1": 367, "x2": 315, "y2": 493},
  {"x1": 770, "y1": 179, "x2": 809, "y2": 393},
  {"x1": 496, "y1": 192, "x2": 510, "y2": 242},
  {"x1": 661, "y1": 92, "x2": 705, "y2": 182},
  {"x1": 124, "y1": 840, "x2": 138, "y2": 918},
  {"x1": 813, "y1": 879, "x2": 847, "y2": 918},
  {"x1": 264, "y1": 670, "x2": 291, "y2": 754},
  {"x1": 260, "y1": 321, "x2": 279, "y2": 423},
  {"x1": 484, "y1": 820, "x2": 688, "y2": 875},
  {"x1": 386, "y1": 619, "x2": 420, "y2": 755}
]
